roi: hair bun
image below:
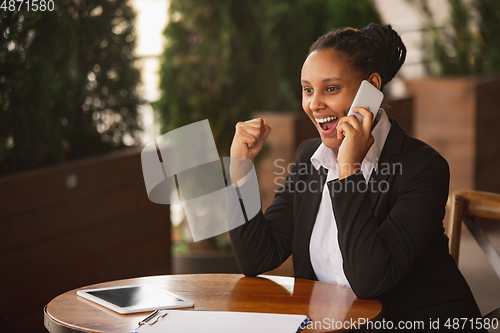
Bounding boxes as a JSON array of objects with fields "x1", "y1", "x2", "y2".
[
  {"x1": 308, "y1": 23, "x2": 407, "y2": 89},
  {"x1": 361, "y1": 24, "x2": 406, "y2": 86}
]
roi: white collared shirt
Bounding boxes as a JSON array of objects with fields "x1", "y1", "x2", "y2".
[{"x1": 309, "y1": 109, "x2": 392, "y2": 287}]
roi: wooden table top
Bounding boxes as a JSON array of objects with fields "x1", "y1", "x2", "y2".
[{"x1": 44, "y1": 274, "x2": 382, "y2": 333}]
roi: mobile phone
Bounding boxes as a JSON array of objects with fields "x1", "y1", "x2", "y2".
[{"x1": 347, "y1": 80, "x2": 384, "y2": 125}]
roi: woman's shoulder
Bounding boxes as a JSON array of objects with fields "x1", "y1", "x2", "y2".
[
  {"x1": 294, "y1": 138, "x2": 322, "y2": 162},
  {"x1": 390, "y1": 120, "x2": 449, "y2": 174}
]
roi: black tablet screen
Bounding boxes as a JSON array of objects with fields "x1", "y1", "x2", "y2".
[{"x1": 87, "y1": 286, "x2": 182, "y2": 308}]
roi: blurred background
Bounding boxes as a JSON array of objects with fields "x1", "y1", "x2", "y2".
[{"x1": 1, "y1": 0, "x2": 500, "y2": 332}]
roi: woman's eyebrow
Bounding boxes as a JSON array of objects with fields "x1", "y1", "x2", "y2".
[
  {"x1": 300, "y1": 77, "x2": 341, "y2": 84},
  {"x1": 322, "y1": 77, "x2": 341, "y2": 82}
]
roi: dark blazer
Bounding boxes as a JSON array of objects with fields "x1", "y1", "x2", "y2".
[{"x1": 230, "y1": 118, "x2": 482, "y2": 329}]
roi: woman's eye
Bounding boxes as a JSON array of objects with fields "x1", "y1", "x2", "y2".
[
  {"x1": 303, "y1": 87, "x2": 313, "y2": 93},
  {"x1": 326, "y1": 86, "x2": 338, "y2": 92}
]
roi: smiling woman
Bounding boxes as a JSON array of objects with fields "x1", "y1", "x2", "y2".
[
  {"x1": 229, "y1": 23, "x2": 486, "y2": 332},
  {"x1": 301, "y1": 49, "x2": 360, "y2": 149}
]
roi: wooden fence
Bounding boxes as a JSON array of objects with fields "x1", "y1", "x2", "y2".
[{"x1": 0, "y1": 148, "x2": 171, "y2": 333}]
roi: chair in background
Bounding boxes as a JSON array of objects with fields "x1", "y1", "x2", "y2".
[{"x1": 447, "y1": 190, "x2": 500, "y2": 320}]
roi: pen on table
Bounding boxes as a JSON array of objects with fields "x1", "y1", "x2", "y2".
[{"x1": 132, "y1": 309, "x2": 168, "y2": 333}]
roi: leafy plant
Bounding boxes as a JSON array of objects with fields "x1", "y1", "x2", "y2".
[
  {"x1": 409, "y1": 0, "x2": 500, "y2": 76},
  {"x1": 0, "y1": 0, "x2": 142, "y2": 176},
  {"x1": 157, "y1": 0, "x2": 381, "y2": 156}
]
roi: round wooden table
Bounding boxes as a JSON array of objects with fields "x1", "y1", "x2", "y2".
[{"x1": 44, "y1": 274, "x2": 382, "y2": 332}]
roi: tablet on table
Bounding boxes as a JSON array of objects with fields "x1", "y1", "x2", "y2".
[{"x1": 77, "y1": 284, "x2": 195, "y2": 314}]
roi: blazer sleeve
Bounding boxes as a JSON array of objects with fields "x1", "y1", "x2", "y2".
[
  {"x1": 228, "y1": 144, "x2": 305, "y2": 277},
  {"x1": 329, "y1": 146, "x2": 450, "y2": 299}
]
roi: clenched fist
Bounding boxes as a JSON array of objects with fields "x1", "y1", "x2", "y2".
[{"x1": 230, "y1": 118, "x2": 271, "y2": 162}]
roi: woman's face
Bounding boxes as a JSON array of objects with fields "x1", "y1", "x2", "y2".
[{"x1": 301, "y1": 48, "x2": 364, "y2": 148}]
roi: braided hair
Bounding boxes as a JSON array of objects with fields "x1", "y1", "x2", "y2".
[{"x1": 309, "y1": 23, "x2": 406, "y2": 90}]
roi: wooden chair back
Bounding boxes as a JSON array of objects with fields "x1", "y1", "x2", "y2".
[
  {"x1": 448, "y1": 190, "x2": 500, "y2": 265},
  {"x1": 447, "y1": 190, "x2": 500, "y2": 319}
]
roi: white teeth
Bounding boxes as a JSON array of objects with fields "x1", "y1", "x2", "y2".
[{"x1": 315, "y1": 116, "x2": 337, "y2": 123}]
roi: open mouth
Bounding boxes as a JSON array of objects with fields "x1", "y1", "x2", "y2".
[{"x1": 315, "y1": 116, "x2": 338, "y2": 133}]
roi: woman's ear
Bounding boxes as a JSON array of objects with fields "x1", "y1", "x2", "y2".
[{"x1": 367, "y1": 73, "x2": 382, "y2": 90}]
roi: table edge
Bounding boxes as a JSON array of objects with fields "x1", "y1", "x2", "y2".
[
  {"x1": 45, "y1": 306, "x2": 91, "y2": 333},
  {"x1": 44, "y1": 274, "x2": 384, "y2": 333}
]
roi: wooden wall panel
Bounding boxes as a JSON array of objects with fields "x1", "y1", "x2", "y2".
[
  {"x1": 475, "y1": 77, "x2": 500, "y2": 194},
  {"x1": 0, "y1": 148, "x2": 171, "y2": 333},
  {"x1": 407, "y1": 76, "x2": 500, "y2": 194},
  {"x1": 407, "y1": 78, "x2": 477, "y2": 193},
  {"x1": 383, "y1": 95, "x2": 413, "y2": 135}
]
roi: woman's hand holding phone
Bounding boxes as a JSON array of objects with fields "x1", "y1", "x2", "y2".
[{"x1": 336, "y1": 107, "x2": 375, "y2": 180}]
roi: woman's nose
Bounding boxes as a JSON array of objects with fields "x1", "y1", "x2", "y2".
[{"x1": 310, "y1": 93, "x2": 325, "y2": 111}]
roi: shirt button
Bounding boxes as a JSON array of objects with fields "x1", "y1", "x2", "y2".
[{"x1": 331, "y1": 249, "x2": 337, "y2": 255}]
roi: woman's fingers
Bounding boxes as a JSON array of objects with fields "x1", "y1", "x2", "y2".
[
  {"x1": 336, "y1": 112, "x2": 362, "y2": 139},
  {"x1": 352, "y1": 107, "x2": 374, "y2": 132},
  {"x1": 336, "y1": 107, "x2": 373, "y2": 138},
  {"x1": 237, "y1": 119, "x2": 270, "y2": 147},
  {"x1": 236, "y1": 127, "x2": 259, "y2": 148},
  {"x1": 336, "y1": 107, "x2": 375, "y2": 179},
  {"x1": 336, "y1": 121, "x2": 355, "y2": 140},
  {"x1": 231, "y1": 118, "x2": 271, "y2": 161},
  {"x1": 257, "y1": 119, "x2": 271, "y2": 147}
]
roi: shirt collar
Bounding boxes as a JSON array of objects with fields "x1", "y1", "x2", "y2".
[
  {"x1": 365, "y1": 108, "x2": 391, "y2": 170},
  {"x1": 310, "y1": 108, "x2": 392, "y2": 171},
  {"x1": 311, "y1": 142, "x2": 337, "y2": 171}
]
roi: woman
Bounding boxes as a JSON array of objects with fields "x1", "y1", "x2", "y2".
[{"x1": 229, "y1": 24, "x2": 483, "y2": 330}]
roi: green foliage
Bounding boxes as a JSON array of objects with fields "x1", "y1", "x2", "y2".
[
  {"x1": 157, "y1": 0, "x2": 381, "y2": 155},
  {"x1": 474, "y1": 0, "x2": 500, "y2": 74},
  {"x1": 0, "y1": 0, "x2": 142, "y2": 175},
  {"x1": 409, "y1": 0, "x2": 500, "y2": 76}
]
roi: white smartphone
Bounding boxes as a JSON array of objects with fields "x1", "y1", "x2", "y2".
[
  {"x1": 347, "y1": 80, "x2": 384, "y2": 125},
  {"x1": 77, "y1": 284, "x2": 195, "y2": 314}
]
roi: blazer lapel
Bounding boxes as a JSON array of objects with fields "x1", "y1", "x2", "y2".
[
  {"x1": 303, "y1": 165, "x2": 328, "y2": 232},
  {"x1": 369, "y1": 118, "x2": 406, "y2": 209},
  {"x1": 293, "y1": 150, "x2": 327, "y2": 280}
]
